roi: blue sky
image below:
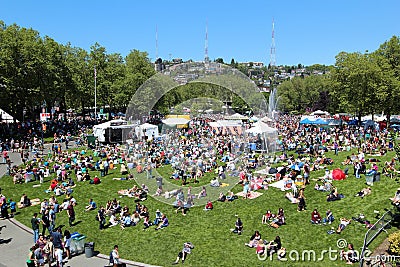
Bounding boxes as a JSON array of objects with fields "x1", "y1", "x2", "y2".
[{"x1": 2, "y1": 0, "x2": 400, "y2": 66}]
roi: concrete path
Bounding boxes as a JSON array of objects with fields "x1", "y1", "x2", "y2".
[{"x1": 0, "y1": 144, "x2": 160, "y2": 267}]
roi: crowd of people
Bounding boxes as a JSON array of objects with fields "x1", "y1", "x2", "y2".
[{"x1": 1, "y1": 112, "x2": 400, "y2": 266}]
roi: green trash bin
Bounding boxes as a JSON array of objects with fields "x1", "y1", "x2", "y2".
[{"x1": 86, "y1": 135, "x2": 96, "y2": 146}]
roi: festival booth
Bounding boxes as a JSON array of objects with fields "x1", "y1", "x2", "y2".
[
  {"x1": 135, "y1": 123, "x2": 159, "y2": 140},
  {"x1": 0, "y1": 108, "x2": 17, "y2": 122},
  {"x1": 209, "y1": 120, "x2": 243, "y2": 135},
  {"x1": 161, "y1": 116, "x2": 190, "y2": 133},
  {"x1": 93, "y1": 119, "x2": 136, "y2": 143},
  {"x1": 245, "y1": 121, "x2": 278, "y2": 153},
  {"x1": 225, "y1": 113, "x2": 249, "y2": 121}
]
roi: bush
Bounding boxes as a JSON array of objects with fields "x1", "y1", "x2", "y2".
[{"x1": 388, "y1": 231, "x2": 400, "y2": 255}]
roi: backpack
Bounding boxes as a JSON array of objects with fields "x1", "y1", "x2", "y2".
[{"x1": 109, "y1": 251, "x2": 114, "y2": 264}]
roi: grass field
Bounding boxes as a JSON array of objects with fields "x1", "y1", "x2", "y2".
[{"x1": 1, "y1": 148, "x2": 399, "y2": 266}]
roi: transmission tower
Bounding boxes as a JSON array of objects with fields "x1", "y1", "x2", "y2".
[
  {"x1": 270, "y1": 18, "x2": 276, "y2": 67},
  {"x1": 204, "y1": 20, "x2": 210, "y2": 63}
]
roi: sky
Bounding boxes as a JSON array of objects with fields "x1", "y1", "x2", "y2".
[{"x1": 2, "y1": 0, "x2": 400, "y2": 66}]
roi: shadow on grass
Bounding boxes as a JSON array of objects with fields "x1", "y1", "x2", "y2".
[{"x1": 0, "y1": 238, "x2": 12, "y2": 244}]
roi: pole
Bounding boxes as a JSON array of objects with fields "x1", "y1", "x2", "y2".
[{"x1": 94, "y1": 66, "x2": 97, "y2": 121}]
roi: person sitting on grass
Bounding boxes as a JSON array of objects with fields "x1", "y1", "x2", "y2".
[
  {"x1": 153, "y1": 209, "x2": 163, "y2": 225},
  {"x1": 340, "y1": 243, "x2": 358, "y2": 264},
  {"x1": 231, "y1": 217, "x2": 243, "y2": 235},
  {"x1": 155, "y1": 214, "x2": 169, "y2": 230},
  {"x1": 327, "y1": 186, "x2": 341, "y2": 202},
  {"x1": 109, "y1": 212, "x2": 120, "y2": 227},
  {"x1": 120, "y1": 213, "x2": 132, "y2": 230},
  {"x1": 390, "y1": 188, "x2": 400, "y2": 206},
  {"x1": 210, "y1": 177, "x2": 220, "y2": 187},
  {"x1": 267, "y1": 236, "x2": 282, "y2": 256},
  {"x1": 261, "y1": 210, "x2": 274, "y2": 224},
  {"x1": 336, "y1": 217, "x2": 351, "y2": 234},
  {"x1": 226, "y1": 191, "x2": 237, "y2": 202},
  {"x1": 322, "y1": 209, "x2": 335, "y2": 224},
  {"x1": 245, "y1": 230, "x2": 262, "y2": 248},
  {"x1": 255, "y1": 239, "x2": 265, "y2": 255},
  {"x1": 172, "y1": 242, "x2": 194, "y2": 265},
  {"x1": 203, "y1": 200, "x2": 213, "y2": 211},
  {"x1": 143, "y1": 215, "x2": 152, "y2": 230},
  {"x1": 197, "y1": 186, "x2": 207, "y2": 199},
  {"x1": 355, "y1": 187, "x2": 372, "y2": 198},
  {"x1": 218, "y1": 192, "x2": 226, "y2": 202},
  {"x1": 85, "y1": 198, "x2": 97, "y2": 212},
  {"x1": 311, "y1": 209, "x2": 322, "y2": 224}
]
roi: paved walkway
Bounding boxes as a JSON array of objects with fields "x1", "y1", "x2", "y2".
[{"x1": 0, "y1": 145, "x2": 159, "y2": 267}]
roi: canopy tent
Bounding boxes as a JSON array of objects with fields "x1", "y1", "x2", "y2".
[
  {"x1": 246, "y1": 121, "x2": 278, "y2": 154},
  {"x1": 310, "y1": 110, "x2": 330, "y2": 116},
  {"x1": 162, "y1": 117, "x2": 190, "y2": 126},
  {"x1": 299, "y1": 116, "x2": 327, "y2": 125},
  {"x1": 246, "y1": 121, "x2": 277, "y2": 134},
  {"x1": 225, "y1": 113, "x2": 249, "y2": 120},
  {"x1": 138, "y1": 123, "x2": 158, "y2": 136},
  {"x1": 0, "y1": 108, "x2": 17, "y2": 122},
  {"x1": 209, "y1": 120, "x2": 243, "y2": 135}
]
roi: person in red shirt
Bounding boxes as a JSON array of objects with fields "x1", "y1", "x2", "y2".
[
  {"x1": 311, "y1": 208, "x2": 322, "y2": 224},
  {"x1": 93, "y1": 176, "x2": 101, "y2": 184},
  {"x1": 203, "y1": 201, "x2": 213, "y2": 211}
]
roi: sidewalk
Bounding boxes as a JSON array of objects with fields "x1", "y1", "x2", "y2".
[{"x1": 0, "y1": 145, "x2": 160, "y2": 267}]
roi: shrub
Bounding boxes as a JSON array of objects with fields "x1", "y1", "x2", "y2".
[{"x1": 388, "y1": 231, "x2": 400, "y2": 255}]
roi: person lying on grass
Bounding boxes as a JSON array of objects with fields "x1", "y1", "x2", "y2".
[
  {"x1": 336, "y1": 217, "x2": 351, "y2": 234},
  {"x1": 354, "y1": 187, "x2": 372, "y2": 198}
]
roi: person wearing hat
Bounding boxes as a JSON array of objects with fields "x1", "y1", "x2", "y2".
[{"x1": 153, "y1": 209, "x2": 163, "y2": 225}]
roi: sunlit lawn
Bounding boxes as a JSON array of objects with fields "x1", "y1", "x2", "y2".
[{"x1": 1, "y1": 147, "x2": 399, "y2": 266}]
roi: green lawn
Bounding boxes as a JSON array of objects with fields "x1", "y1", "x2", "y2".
[{"x1": 1, "y1": 148, "x2": 399, "y2": 266}]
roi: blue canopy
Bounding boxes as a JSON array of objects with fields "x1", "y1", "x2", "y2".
[
  {"x1": 300, "y1": 118, "x2": 313, "y2": 124},
  {"x1": 315, "y1": 118, "x2": 328, "y2": 125}
]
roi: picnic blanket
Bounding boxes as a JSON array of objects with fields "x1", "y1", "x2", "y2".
[{"x1": 236, "y1": 191, "x2": 263, "y2": 199}]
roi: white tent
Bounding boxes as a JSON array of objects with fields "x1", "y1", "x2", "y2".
[
  {"x1": 225, "y1": 113, "x2": 248, "y2": 120},
  {"x1": 162, "y1": 117, "x2": 190, "y2": 126},
  {"x1": 246, "y1": 121, "x2": 277, "y2": 134},
  {"x1": 246, "y1": 121, "x2": 278, "y2": 154},
  {"x1": 136, "y1": 123, "x2": 159, "y2": 139},
  {"x1": 310, "y1": 110, "x2": 330, "y2": 116},
  {"x1": 0, "y1": 108, "x2": 17, "y2": 122}
]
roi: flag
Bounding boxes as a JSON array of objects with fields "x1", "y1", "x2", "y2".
[{"x1": 94, "y1": 66, "x2": 97, "y2": 79}]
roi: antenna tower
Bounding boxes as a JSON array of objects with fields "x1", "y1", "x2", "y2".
[
  {"x1": 205, "y1": 20, "x2": 209, "y2": 63},
  {"x1": 270, "y1": 18, "x2": 276, "y2": 67}
]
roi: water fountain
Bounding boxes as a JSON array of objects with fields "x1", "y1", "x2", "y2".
[{"x1": 267, "y1": 87, "x2": 280, "y2": 121}]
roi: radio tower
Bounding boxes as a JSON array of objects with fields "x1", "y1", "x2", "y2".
[
  {"x1": 204, "y1": 20, "x2": 210, "y2": 63},
  {"x1": 270, "y1": 18, "x2": 276, "y2": 67}
]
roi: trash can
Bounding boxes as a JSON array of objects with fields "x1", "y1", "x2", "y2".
[
  {"x1": 84, "y1": 242, "x2": 94, "y2": 258},
  {"x1": 86, "y1": 135, "x2": 96, "y2": 147},
  {"x1": 70, "y1": 233, "x2": 86, "y2": 255},
  {"x1": 366, "y1": 173, "x2": 374, "y2": 186}
]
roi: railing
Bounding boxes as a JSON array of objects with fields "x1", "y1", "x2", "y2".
[{"x1": 359, "y1": 208, "x2": 395, "y2": 267}]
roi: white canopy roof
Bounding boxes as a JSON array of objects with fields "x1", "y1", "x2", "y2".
[
  {"x1": 225, "y1": 113, "x2": 248, "y2": 120},
  {"x1": 246, "y1": 121, "x2": 277, "y2": 134},
  {"x1": 140, "y1": 123, "x2": 158, "y2": 130},
  {"x1": 209, "y1": 120, "x2": 242, "y2": 127},
  {"x1": 162, "y1": 117, "x2": 190, "y2": 126},
  {"x1": 0, "y1": 108, "x2": 17, "y2": 122},
  {"x1": 310, "y1": 110, "x2": 330, "y2": 116}
]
